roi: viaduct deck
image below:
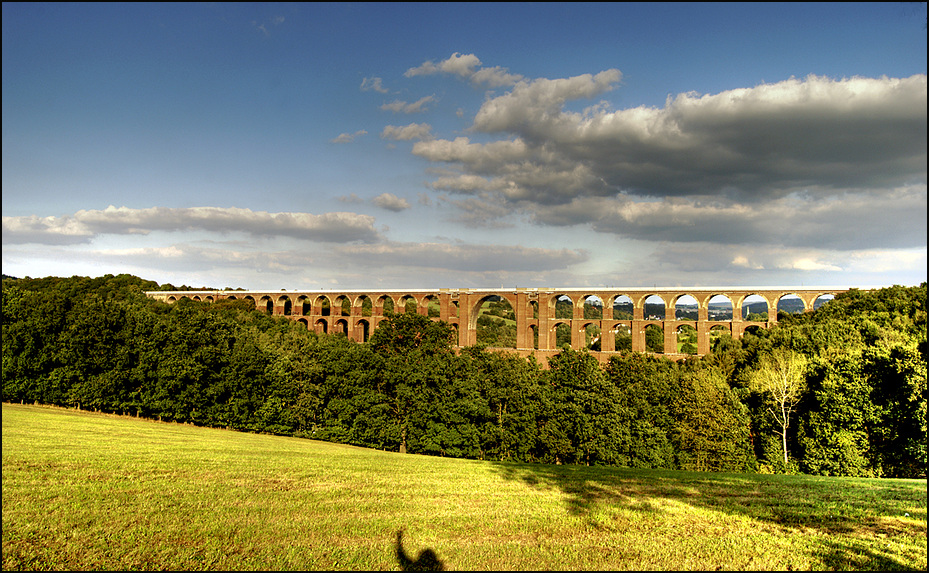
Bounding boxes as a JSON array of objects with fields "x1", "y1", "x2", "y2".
[{"x1": 146, "y1": 286, "x2": 852, "y2": 364}]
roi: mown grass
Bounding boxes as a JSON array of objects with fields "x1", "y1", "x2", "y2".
[{"x1": 2, "y1": 403, "x2": 925, "y2": 570}]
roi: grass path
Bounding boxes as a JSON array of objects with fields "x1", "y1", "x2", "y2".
[{"x1": 2, "y1": 403, "x2": 925, "y2": 570}]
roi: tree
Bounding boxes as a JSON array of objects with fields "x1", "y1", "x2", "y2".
[
  {"x1": 544, "y1": 349, "x2": 623, "y2": 465},
  {"x1": 797, "y1": 354, "x2": 878, "y2": 477},
  {"x1": 606, "y1": 352, "x2": 677, "y2": 469},
  {"x1": 673, "y1": 368, "x2": 754, "y2": 472},
  {"x1": 369, "y1": 312, "x2": 457, "y2": 453},
  {"x1": 369, "y1": 311, "x2": 456, "y2": 356},
  {"x1": 864, "y1": 338, "x2": 927, "y2": 478},
  {"x1": 750, "y1": 349, "x2": 807, "y2": 469}
]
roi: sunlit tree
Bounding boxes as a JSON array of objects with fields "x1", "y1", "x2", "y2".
[{"x1": 750, "y1": 349, "x2": 808, "y2": 468}]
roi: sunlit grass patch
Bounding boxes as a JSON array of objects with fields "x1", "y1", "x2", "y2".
[{"x1": 3, "y1": 403, "x2": 925, "y2": 570}]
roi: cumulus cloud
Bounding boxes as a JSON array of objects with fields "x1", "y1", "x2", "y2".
[
  {"x1": 1, "y1": 206, "x2": 382, "y2": 245},
  {"x1": 422, "y1": 73, "x2": 925, "y2": 203},
  {"x1": 372, "y1": 193, "x2": 411, "y2": 212},
  {"x1": 381, "y1": 123, "x2": 433, "y2": 141},
  {"x1": 394, "y1": 58, "x2": 926, "y2": 252},
  {"x1": 405, "y1": 52, "x2": 524, "y2": 88}
]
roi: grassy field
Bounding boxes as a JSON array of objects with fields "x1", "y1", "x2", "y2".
[{"x1": 2, "y1": 403, "x2": 926, "y2": 571}]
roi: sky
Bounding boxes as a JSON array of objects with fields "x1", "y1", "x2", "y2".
[{"x1": 2, "y1": 2, "x2": 926, "y2": 291}]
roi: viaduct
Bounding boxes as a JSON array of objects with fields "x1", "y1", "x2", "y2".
[{"x1": 146, "y1": 287, "x2": 851, "y2": 365}]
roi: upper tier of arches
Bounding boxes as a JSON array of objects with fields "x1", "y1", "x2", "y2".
[{"x1": 147, "y1": 286, "x2": 847, "y2": 363}]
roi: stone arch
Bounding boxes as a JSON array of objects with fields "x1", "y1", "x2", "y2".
[
  {"x1": 582, "y1": 295, "x2": 604, "y2": 320},
  {"x1": 314, "y1": 319, "x2": 328, "y2": 335},
  {"x1": 377, "y1": 295, "x2": 395, "y2": 315},
  {"x1": 528, "y1": 324, "x2": 539, "y2": 349},
  {"x1": 424, "y1": 295, "x2": 441, "y2": 318},
  {"x1": 277, "y1": 294, "x2": 292, "y2": 316},
  {"x1": 257, "y1": 296, "x2": 273, "y2": 313},
  {"x1": 676, "y1": 323, "x2": 697, "y2": 354},
  {"x1": 356, "y1": 319, "x2": 371, "y2": 342},
  {"x1": 777, "y1": 293, "x2": 805, "y2": 315},
  {"x1": 355, "y1": 295, "x2": 373, "y2": 317},
  {"x1": 743, "y1": 324, "x2": 765, "y2": 337},
  {"x1": 333, "y1": 318, "x2": 349, "y2": 335},
  {"x1": 332, "y1": 295, "x2": 350, "y2": 317},
  {"x1": 527, "y1": 300, "x2": 539, "y2": 319},
  {"x1": 708, "y1": 294, "x2": 734, "y2": 321},
  {"x1": 644, "y1": 322, "x2": 664, "y2": 353},
  {"x1": 295, "y1": 295, "x2": 310, "y2": 316},
  {"x1": 582, "y1": 320, "x2": 601, "y2": 349},
  {"x1": 474, "y1": 294, "x2": 516, "y2": 348},
  {"x1": 611, "y1": 322, "x2": 632, "y2": 351},
  {"x1": 643, "y1": 295, "x2": 666, "y2": 320},
  {"x1": 741, "y1": 294, "x2": 769, "y2": 321},
  {"x1": 709, "y1": 324, "x2": 732, "y2": 350},
  {"x1": 813, "y1": 293, "x2": 835, "y2": 310},
  {"x1": 552, "y1": 321, "x2": 572, "y2": 349},
  {"x1": 166, "y1": 295, "x2": 178, "y2": 303},
  {"x1": 315, "y1": 295, "x2": 332, "y2": 316},
  {"x1": 610, "y1": 295, "x2": 634, "y2": 320},
  {"x1": 552, "y1": 294, "x2": 574, "y2": 319},
  {"x1": 674, "y1": 294, "x2": 698, "y2": 321},
  {"x1": 399, "y1": 295, "x2": 417, "y2": 314},
  {"x1": 297, "y1": 318, "x2": 310, "y2": 329}
]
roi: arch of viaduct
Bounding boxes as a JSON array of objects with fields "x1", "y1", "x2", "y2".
[{"x1": 146, "y1": 287, "x2": 851, "y2": 364}]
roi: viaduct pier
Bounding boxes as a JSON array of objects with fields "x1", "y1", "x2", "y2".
[{"x1": 146, "y1": 286, "x2": 850, "y2": 364}]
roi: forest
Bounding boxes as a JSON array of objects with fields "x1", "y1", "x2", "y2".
[{"x1": 2, "y1": 274, "x2": 926, "y2": 478}]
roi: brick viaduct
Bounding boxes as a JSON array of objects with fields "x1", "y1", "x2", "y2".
[{"x1": 146, "y1": 287, "x2": 850, "y2": 364}]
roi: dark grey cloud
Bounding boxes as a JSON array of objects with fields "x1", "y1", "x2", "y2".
[
  {"x1": 418, "y1": 74, "x2": 925, "y2": 203},
  {"x1": 400, "y1": 61, "x2": 926, "y2": 252}
]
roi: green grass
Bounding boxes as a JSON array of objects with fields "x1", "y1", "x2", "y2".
[{"x1": 3, "y1": 403, "x2": 926, "y2": 571}]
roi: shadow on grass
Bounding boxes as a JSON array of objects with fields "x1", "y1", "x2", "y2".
[
  {"x1": 490, "y1": 461, "x2": 926, "y2": 571},
  {"x1": 395, "y1": 529, "x2": 444, "y2": 571}
]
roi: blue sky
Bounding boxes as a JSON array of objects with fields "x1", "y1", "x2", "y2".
[{"x1": 3, "y1": 2, "x2": 926, "y2": 290}]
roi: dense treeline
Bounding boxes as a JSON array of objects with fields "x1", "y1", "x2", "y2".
[{"x1": 2, "y1": 274, "x2": 925, "y2": 477}]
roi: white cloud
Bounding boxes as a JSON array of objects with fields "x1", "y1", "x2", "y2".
[
  {"x1": 372, "y1": 193, "x2": 411, "y2": 212},
  {"x1": 381, "y1": 123, "x2": 433, "y2": 141},
  {"x1": 472, "y1": 69, "x2": 622, "y2": 133},
  {"x1": 1, "y1": 206, "x2": 382, "y2": 245},
  {"x1": 405, "y1": 52, "x2": 524, "y2": 87},
  {"x1": 787, "y1": 258, "x2": 843, "y2": 272}
]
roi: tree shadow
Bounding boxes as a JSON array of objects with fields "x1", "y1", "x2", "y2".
[
  {"x1": 395, "y1": 529, "x2": 445, "y2": 571},
  {"x1": 490, "y1": 461, "x2": 926, "y2": 570}
]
